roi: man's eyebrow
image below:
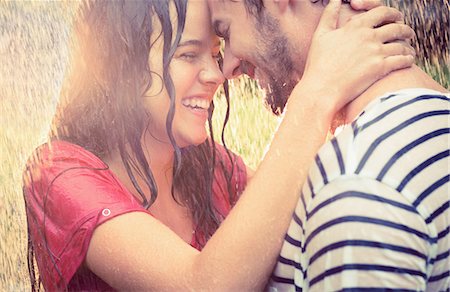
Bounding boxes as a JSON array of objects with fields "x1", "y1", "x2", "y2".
[{"x1": 178, "y1": 39, "x2": 204, "y2": 47}]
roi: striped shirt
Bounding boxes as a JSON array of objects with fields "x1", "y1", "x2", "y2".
[{"x1": 269, "y1": 88, "x2": 450, "y2": 291}]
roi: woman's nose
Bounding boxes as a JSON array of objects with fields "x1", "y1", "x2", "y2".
[{"x1": 200, "y1": 58, "x2": 225, "y2": 86}]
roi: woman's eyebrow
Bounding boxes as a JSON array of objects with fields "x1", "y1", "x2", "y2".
[{"x1": 178, "y1": 39, "x2": 203, "y2": 47}]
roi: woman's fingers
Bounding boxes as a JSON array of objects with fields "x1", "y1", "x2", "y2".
[
  {"x1": 299, "y1": 2, "x2": 417, "y2": 111},
  {"x1": 350, "y1": 6, "x2": 404, "y2": 28},
  {"x1": 375, "y1": 23, "x2": 416, "y2": 43},
  {"x1": 315, "y1": 0, "x2": 342, "y2": 34},
  {"x1": 373, "y1": 42, "x2": 416, "y2": 77},
  {"x1": 349, "y1": 0, "x2": 383, "y2": 11},
  {"x1": 381, "y1": 42, "x2": 415, "y2": 58},
  {"x1": 380, "y1": 54, "x2": 415, "y2": 76}
]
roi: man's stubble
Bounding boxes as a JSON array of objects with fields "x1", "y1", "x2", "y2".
[{"x1": 253, "y1": 11, "x2": 299, "y2": 115}]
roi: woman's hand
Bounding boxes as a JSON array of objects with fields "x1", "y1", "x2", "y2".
[
  {"x1": 348, "y1": 0, "x2": 384, "y2": 11},
  {"x1": 297, "y1": 0, "x2": 415, "y2": 115}
]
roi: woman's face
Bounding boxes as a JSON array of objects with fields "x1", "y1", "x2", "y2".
[{"x1": 144, "y1": 0, "x2": 224, "y2": 148}]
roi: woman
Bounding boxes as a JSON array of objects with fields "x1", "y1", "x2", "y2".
[{"x1": 23, "y1": 0, "x2": 415, "y2": 290}]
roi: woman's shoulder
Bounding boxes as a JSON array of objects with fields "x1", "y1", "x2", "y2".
[
  {"x1": 214, "y1": 142, "x2": 254, "y2": 179},
  {"x1": 29, "y1": 140, "x2": 107, "y2": 168},
  {"x1": 213, "y1": 143, "x2": 241, "y2": 166},
  {"x1": 23, "y1": 140, "x2": 112, "y2": 191}
]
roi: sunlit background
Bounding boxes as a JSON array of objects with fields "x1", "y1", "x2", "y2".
[{"x1": 1, "y1": 1, "x2": 448, "y2": 290}]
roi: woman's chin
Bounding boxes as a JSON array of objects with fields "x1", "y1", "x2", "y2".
[{"x1": 176, "y1": 133, "x2": 208, "y2": 148}]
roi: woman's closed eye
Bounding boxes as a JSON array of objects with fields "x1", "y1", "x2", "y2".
[{"x1": 179, "y1": 52, "x2": 199, "y2": 62}]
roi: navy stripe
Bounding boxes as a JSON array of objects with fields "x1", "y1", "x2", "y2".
[
  {"x1": 413, "y1": 175, "x2": 450, "y2": 207},
  {"x1": 338, "y1": 288, "x2": 416, "y2": 292},
  {"x1": 292, "y1": 211, "x2": 304, "y2": 231},
  {"x1": 379, "y1": 93, "x2": 398, "y2": 101},
  {"x1": 277, "y1": 255, "x2": 303, "y2": 271},
  {"x1": 377, "y1": 128, "x2": 450, "y2": 181},
  {"x1": 430, "y1": 249, "x2": 450, "y2": 264},
  {"x1": 436, "y1": 250, "x2": 450, "y2": 261},
  {"x1": 309, "y1": 240, "x2": 427, "y2": 266},
  {"x1": 307, "y1": 191, "x2": 417, "y2": 220},
  {"x1": 307, "y1": 177, "x2": 315, "y2": 199},
  {"x1": 315, "y1": 155, "x2": 328, "y2": 185},
  {"x1": 425, "y1": 200, "x2": 449, "y2": 224},
  {"x1": 331, "y1": 138, "x2": 345, "y2": 175},
  {"x1": 304, "y1": 216, "x2": 434, "y2": 250},
  {"x1": 300, "y1": 192, "x2": 308, "y2": 217},
  {"x1": 355, "y1": 110, "x2": 450, "y2": 174},
  {"x1": 356, "y1": 94, "x2": 450, "y2": 135},
  {"x1": 438, "y1": 226, "x2": 449, "y2": 240},
  {"x1": 270, "y1": 276, "x2": 303, "y2": 292},
  {"x1": 429, "y1": 270, "x2": 450, "y2": 282},
  {"x1": 285, "y1": 233, "x2": 302, "y2": 248},
  {"x1": 270, "y1": 275, "x2": 295, "y2": 285},
  {"x1": 397, "y1": 150, "x2": 450, "y2": 192},
  {"x1": 352, "y1": 120, "x2": 360, "y2": 136},
  {"x1": 309, "y1": 264, "x2": 427, "y2": 287}
]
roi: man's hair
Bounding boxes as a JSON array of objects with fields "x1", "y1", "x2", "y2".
[
  {"x1": 243, "y1": 0, "x2": 264, "y2": 16},
  {"x1": 243, "y1": 0, "x2": 330, "y2": 16}
]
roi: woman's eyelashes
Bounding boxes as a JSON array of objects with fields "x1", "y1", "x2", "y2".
[
  {"x1": 179, "y1": 52, "x2": 198, "y2": 62},
  {"x1": 177, "y1": 49, "x2": 221, "y2": 65}
]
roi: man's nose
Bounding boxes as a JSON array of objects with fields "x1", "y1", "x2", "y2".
[{"x1": 222, "y1": 46, "x2": 243, "y2": 80}]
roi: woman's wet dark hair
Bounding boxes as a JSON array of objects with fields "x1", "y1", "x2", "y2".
[{"x1": 24, "y1": 0, "x2": 237, "y2": 290}]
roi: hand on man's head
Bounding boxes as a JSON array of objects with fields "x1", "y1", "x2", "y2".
[{"x1": 348, "y1": 0, "x2": 384, "y2": 11}]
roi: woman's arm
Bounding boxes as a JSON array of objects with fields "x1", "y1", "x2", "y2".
[
  {"x1": 86, "y1": 2, "x2": 415, "y2": 290},
  {"x1": 245, "y1": 165, "x2": 255, "y2": 181}
]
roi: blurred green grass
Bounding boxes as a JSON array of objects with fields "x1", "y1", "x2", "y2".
[{"x1": 1, "y1": 1, "x2": 449, "y2": 290}]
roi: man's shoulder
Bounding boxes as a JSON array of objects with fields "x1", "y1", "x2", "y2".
[
  {"x1": 349, "y1": 87, "x2": 449, "y2": 154},
  {"x1": 307, "y1": 87, "x2": 449, "y2": 197},
  {"x1": 274, "y1": 90, "x2": 450, "y2": 292},
  {"x1": 354, "y1": 88, "x2": 449, "y2": 129}
]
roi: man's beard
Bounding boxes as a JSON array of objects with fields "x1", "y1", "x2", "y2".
[
  {"x1": 254, "y1": 11, "x2": 298, "y2": 115},
  {"x1": 264, "y1": 73, "x2": 297, "y2": 115}
]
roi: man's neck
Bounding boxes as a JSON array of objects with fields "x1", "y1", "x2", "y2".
[{"x1": 337, "y1": 64, "x2": 447, "y2": 127}]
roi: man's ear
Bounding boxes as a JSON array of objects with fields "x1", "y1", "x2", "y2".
[{"x1": 273, "y1": 0, "x2": 290, "y2": 13}]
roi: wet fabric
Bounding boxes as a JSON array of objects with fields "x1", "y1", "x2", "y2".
[{"x1": 23, "y1": 140, "x2": 247, "y2": 291}]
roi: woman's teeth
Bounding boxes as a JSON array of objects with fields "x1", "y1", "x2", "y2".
[{"x1": 182, "y1": 98, "x2": 210, "y2": 110}]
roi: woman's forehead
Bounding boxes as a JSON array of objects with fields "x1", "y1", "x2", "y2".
[
  {"x1": 181, "y1": 0, "x2": 215, "y2": 43},
  {"x1": 149, "y1": 0, "x2": 216, "y2": 48}
]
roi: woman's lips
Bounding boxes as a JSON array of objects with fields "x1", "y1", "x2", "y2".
[{"x1": 181, "y1": 96, "x2": 210, "y2": 119}]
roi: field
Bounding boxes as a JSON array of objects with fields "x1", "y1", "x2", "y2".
[{"x1": 0, "y1": 1, "x2": 449, "y2": 290}]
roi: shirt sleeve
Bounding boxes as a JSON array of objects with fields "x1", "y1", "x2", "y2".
[
  {"x1": 303, "y1": 177, "x2": 431, "y2": 291},
  {"x1": 23, "y1": 141, "x2": 150, "y2": 290}
]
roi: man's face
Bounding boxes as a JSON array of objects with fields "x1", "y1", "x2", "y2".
[{"x1": 208, "y1": 0, "x2": 300, "y2": 115}]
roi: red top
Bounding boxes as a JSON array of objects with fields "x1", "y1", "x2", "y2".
[{"x1": 23, "y1": 140, "x2": 247, "y2": 291}]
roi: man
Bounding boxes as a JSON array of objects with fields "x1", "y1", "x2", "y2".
[{"x1": 208, "y1": 0, "x2": 449, "y2": 290}]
